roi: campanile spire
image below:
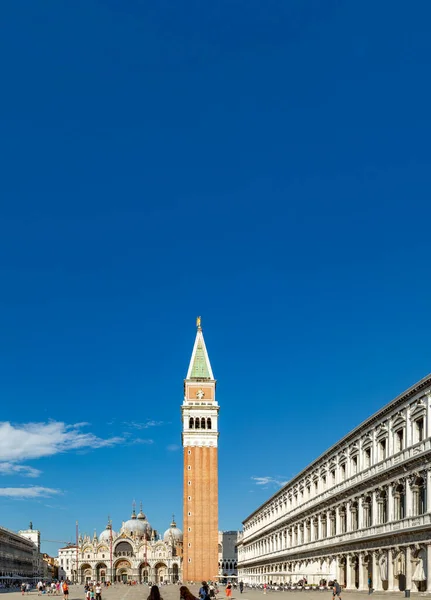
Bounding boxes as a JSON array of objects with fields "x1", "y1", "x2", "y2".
[{"x1": 182, "y1": 318, "x2": 219, "y2": 581}]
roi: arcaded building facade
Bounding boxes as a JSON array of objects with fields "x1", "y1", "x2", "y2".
[
  {"x1": 182, "y1": 319, "x2": 219, "y2": 582},
  {"x1": 238, "y1": 375, "x2": 431, "y2": 593},
  {"x1": 0, "y1": 525, "x2": 35, "y2": 580}
]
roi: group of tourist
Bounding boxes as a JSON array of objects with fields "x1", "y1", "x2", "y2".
[
  {"x1": 83, "y1": 582, "x2": 102, "y2": 600},
  {"x1": 33, "y1": 581, "x2": 69, "y2": 598}
]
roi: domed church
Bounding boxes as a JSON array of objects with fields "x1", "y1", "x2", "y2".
[{"x1": 73, "y1": 504, "x2": 183, "y2": 584}]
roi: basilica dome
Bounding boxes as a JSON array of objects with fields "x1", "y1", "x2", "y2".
[
  {"x1": 99, "y1": 527, "x2": 117, "y2": 542},
  {"x1": 121, "y1": 506, "x2": 152, "y2": 537},
  {"x1": 163, "y1": 517, "x2": 183, "y2": 543}
]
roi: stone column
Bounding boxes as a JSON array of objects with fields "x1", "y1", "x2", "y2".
[
  {"x1": 356, "y1": 499, "x2": 363, "y2": 530},
  {"x1": 388, "y1": 418, "x2": 394, "y2": 456},
  {"x1": 405, "y1": 479, "x2": 413, "y2": 518},
  {"x1": 371, "y1": 490, "x2": 377, "y2": 526},
  {"x1": 335, "y1": 506, "x2": 340, "y2": 535},
  {"x1": 411, "y1": 485, "x2": 420, "y2": 516},
  {"x1": 406, "y1": 406, "x2": 412, "y2": 447},
  {"x1": 405, "y1": 546, "x2": 412, "y2": 591},
  {"x1": 361, "y1": 499, "x2": 368, "y2": 529},
  {"x1": 387, "y1": 550, "x2": 395, "y2": 591},
  {"x1": 377, "y1": 498, "x2": 384, "y2": 524},
  {"x1": 427, "y1": 470, "x2": 431, "y2": 514},
  {"x1": 426, "y1": 544, "x2": 431, "y2": 593},
  {"x1": 346, "y1": 555, "x2": 353, "y2": 590},
  {"x1": 346, "y1": 502, "x2": 352, "y2": 531},
  {"x1": 317, "y1": 514, "x2": 322, "y2": 540},
  {"x1": 358, "y1": 554, "x2": 366, "y2": 591},
  {"x1": 373, "y1": 551, "x2": 382, "y2": 591},
  {"x1": 388, "y1": 483, "x2": 394, "y2": 522},
  {"x1": 426, "y1": 392, "x2": 431, "y2": 439}
]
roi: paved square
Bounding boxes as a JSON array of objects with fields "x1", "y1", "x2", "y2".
[{"x1": 0, "y1": 585, "x2": 409, "y2": 600}]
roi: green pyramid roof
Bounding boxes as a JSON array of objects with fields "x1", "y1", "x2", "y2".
[{"x1": 190, "y1": 339, "x2": 211, "y2": 378}]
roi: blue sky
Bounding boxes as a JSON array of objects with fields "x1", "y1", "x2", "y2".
[{"x1": 1, "y1": 0, "x2": 431, "y2": 556}]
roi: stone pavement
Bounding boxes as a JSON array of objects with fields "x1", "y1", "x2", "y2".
[{"x1": 0, "y1": 586, "x2": 419, "y2": 600}]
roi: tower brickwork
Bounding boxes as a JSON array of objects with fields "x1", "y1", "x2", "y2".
[{"x1": 182, "y1": 318, "x2": 219, "y2": 582}]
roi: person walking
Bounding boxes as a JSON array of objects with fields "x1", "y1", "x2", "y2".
[
  {"x1": 62, "y1": 581, "x2": 69, "y2": 600},
  {"x1": 239, "y1": 582, "x2": 244, "y2": 594},
  {"x1": 225, "y1": 582, "x2": 232, "y2": 599},
  {"x1": 95, "y1": 583, "x2": 102, "y2": 600},
  {"x1": 332, "y1": 580, "x2": 342, "y2": 600},
  {"x1": 199, "y1": 582, "x2": 209, "y2": 600},
  {"x1": 263, "y1": 583, "x2": 267, "y2": 595}
]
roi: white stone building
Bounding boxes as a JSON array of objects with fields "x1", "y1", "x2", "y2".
[
  {"x1": 58, "y1": 507, "x2": 183, "y2": 584},
  {"x1": 219, "y1": 531, "x2": 239, "y2": 578},
  {"x1": 0, "y1": 525, "x2": 35, "y2": 581},
  {"x1": 18, "y1": 526, "x2": 43, "y2": 580},
  {"x1": 237, "y1": 374, "x2": 431, "y2": 593}
]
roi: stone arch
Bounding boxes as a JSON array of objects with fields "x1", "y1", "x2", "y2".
[
  {"x1": 114, "y1": 541, "x2": 133, "y2": 557},
  {"x1": 154, "y1": 562, "x2": 168, "y2": 584},
  {"x1": 114, "y1": 559, "x2": 132, "y2": 583},
  {"x1": 80, "y1": 563, "x2": 92, "y2": 584},
  {"x1": 138, "y1": 561, "x2": 150, "y2": 583},
  {"x1": 95, "y1": 563, "x2": 107, "y2": 582}
]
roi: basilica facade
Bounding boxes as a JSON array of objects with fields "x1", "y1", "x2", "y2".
[
  {"x1": 58, "y1": 507, "x2": 183, "y2": 584},
  {"x1": 237, "y1": 374, "x2": 431, "y2": 593}
]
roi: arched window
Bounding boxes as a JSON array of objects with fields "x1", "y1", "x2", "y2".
[
  {"x1": 201, "y1": 418, "x2": 206, "y2": 429},
  {"x1": 195, "y1": 418, "x2": 200, "y2": 429},
  {"x1": 189, "y1": 418, "x2": 194, "y2": 429},
  {"x1": 207, "y1": 418, "x2": 212, "y2": 429}
]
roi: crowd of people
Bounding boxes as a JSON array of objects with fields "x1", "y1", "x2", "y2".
[{"x1": 35, "y1": 581, "x2": 69, "y2": 598}]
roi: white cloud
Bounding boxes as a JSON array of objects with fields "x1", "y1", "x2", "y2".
[
  {"x1": 131, "y1": 439, "x2": 154, "y2": 445},
  {"x1": 124, "y1": 420, "x2": 164, "y2": 430},
  {"x1": 0, "y1": 463, "x2": 41, "y2": 478},
  {"x1": 251, "y1": 476, "x2": 288, "y2": 488},
  {"x1": 166, "y1": 444, "x2": 180, "y2": 452},
  {"x1": 0, "y1": 486, "x2": 61, "y2": 498},
  {"x1": 0, "y1": 421, "x2": 124, "y2": 463}
]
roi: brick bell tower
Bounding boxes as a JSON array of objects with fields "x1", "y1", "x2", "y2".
[{"x1": 182, "y1": 317, "x2": 219, "y2": 582}]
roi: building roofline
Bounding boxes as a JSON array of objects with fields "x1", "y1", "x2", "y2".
[{"x1": 242, "y1": 372, "x2": 431, "y2": 524}]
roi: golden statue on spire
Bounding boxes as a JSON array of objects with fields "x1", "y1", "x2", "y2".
[{"x1": 196, "y1": 316, "x2": 202, "y2": 329}]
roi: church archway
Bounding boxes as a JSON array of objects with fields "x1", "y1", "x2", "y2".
[
  {"x1": 96, "y1": 563, "x2": 107, "y2": 583},
  {"x1": 114, "y1": 559, "x2": 132, "y2": 583},
  {"x1": 154, "y1": 562, "x2": 168, "y2": 583},
  {"x1": 114, "y1": 541, "x2": 133, "y2": 557},
  {"x1": 138, "y1": 562, "x2": 150, "y2": 583},
  {"x1": 80, "y1": 564, "x2": 92, "y2": 584}
]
